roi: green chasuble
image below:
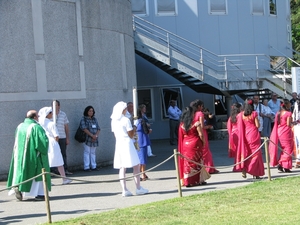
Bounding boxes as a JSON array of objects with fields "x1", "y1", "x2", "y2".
[{"x1": 7, "y1": 118, "x2": 51, "y2": 192}]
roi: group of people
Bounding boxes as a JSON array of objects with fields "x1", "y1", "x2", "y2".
[
  {"x1": 175, "y1": 99, "x2": 219, "y2": 187},
  {"x1": 7, "y1": 101, "x2": 73, "y2": 201},
  {"x1": 227, "y1": 92, "x2": 300, "y2": 179}
]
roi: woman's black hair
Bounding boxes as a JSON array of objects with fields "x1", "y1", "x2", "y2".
[
  {"x1": 180, "y1": 106, "x2": 194, "y2": 130},
  {"x1": 230, "y1": 103, "x2": 242, "y2": 123},
  {"x1": 137, "y1": 104, "x2": 146, "y2": 119},
  {"x1": 83, "y1": 106, "x2": 95, "y2": 117},
  {"x1": 243, "y1": 98, "x2": 254, "y2": 116},
  {"x1": 190, "y1": 99, "x2": 204, "y2": 111},
  {"x1": 277, "y1": 99, "x2": 290, "y2": 125}
]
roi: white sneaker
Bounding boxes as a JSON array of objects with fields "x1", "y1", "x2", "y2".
[
  {"x1": 122, "y1": 190, "x2": 133, "y2": 197},
  {"x1": 62, "y1": 179, "x2": 72, "y2": 185},
  {"x1": 136, "y1": 186, "x2": 149, "y2": 195}
]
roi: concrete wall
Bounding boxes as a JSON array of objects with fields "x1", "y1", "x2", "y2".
[{"x1": 0, "y1": 0, "x2": 135, "y2": 177}]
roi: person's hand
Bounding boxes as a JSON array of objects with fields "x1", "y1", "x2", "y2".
[{"x1": 149, "y1": 129, "x2": 152, "y2": 134}]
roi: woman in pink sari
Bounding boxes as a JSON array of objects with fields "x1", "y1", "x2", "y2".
[
  {"x1": 227, "y1": 103, "x2": 242, "y2": 172},
  {"x1": 237, "y1": 98, "x2": 265, "y2": 179},
  {"x1": 190, "y1": 100, "x2": 219, "y2": 174},
  {"x1": 269, "y1": 99, "x2": 293, "y2": 172},
  {"x1": 178, "y1": 106, "x2": 205, "y2": 187}
]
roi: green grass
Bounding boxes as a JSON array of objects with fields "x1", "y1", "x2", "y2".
[{"x1": 49, "y1": 176, "x2": 300, "y2": 225}]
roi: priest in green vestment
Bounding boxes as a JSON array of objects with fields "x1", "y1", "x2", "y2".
[{"x1": 7, "y1": 110, "x2": 51, "y2": 200}]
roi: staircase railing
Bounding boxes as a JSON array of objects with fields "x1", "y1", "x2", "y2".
[{"x1": 133, "y1": 15, "x2": 292, "y2": 94}]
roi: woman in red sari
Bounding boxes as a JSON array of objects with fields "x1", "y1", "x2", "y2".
[
  {"x1": 190, "y1": 99, "x2": 219, "y2": 174},
  {"x1": 178, "y1": 106, "x2": 205, "y2": 187},
  {"x1": 269, "y1": 99, "x2": 293, "y2": 172},
  {"x1": 227, "y1": 103, "x2": 242, "y2": 172},
  {"x1": 237, "y1": 98, "x2": 265, "y2": 179}
]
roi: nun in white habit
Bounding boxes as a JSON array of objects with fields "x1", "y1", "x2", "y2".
[
  {"x1": 38, "y1": 107, "x2": 72, "y2": 185},
  {"x1": 110, "y1": 101, "x2": 149, "y2": 197}
]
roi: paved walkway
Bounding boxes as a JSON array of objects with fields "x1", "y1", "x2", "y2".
[{"x1": 1, "y1": 139, "x2": 300, "y2": 225}]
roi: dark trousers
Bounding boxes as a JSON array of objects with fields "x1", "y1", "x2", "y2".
[
  {"x1": 169, "y1": 119, "x2": 179, "y2": 144},
  {"x1": 58, "y1": 138, "x2": 68, "y2": 170}
]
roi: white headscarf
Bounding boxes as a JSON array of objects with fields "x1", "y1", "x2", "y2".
[
  {"x1": 110, "y1": 101, "x2": 127, "y2": 121},
  {"x1": 38, "y1": 107, "x2": 52, "y2": 118},
  {"x1": 38, "y1": 107, "x2": 52, "y2": 127}
]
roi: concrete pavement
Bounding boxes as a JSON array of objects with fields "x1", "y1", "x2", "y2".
[{"x1": 1, "y1": 138, "x2": 300, "y2": 225}]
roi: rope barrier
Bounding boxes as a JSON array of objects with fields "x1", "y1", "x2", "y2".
[
  {"x1": 1, "y1": 137, "x2": 297, "y2": 193},
  {"x1": 1, "y1": 154, "x2": 176, "y2": 193},
  {"x1": 178, "y1": 138, "x2": 268, "y2": 171}
]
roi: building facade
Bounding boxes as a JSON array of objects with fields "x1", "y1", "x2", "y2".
[{"x1": 0, "y1": 0, "x2": 136, "y2": 177}]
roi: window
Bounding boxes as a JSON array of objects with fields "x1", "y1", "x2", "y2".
[
  {"x1": 269, "y1": 0, "x2": 277, "y2": 15},
  {"x1": 251, "y1": 0, "x2": 264, "y2": 15},
  {"x1": 160, "y1": 87, "x2": 183, "y2": 119},
  {"x1": 155, "y1": 0, "x2": 178, "y2": 16},
  {"x1": 137, "y1": 89, "x2": 153, "y2": 119},
  {"x1": 132, "y1": 0, "x2": 149, "y2": 16},
  {"x1": 209, "y1": 0, "x2": 227, "y2": 15}
]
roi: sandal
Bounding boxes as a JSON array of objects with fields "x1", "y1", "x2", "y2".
[{"x1": 242, "y1": 170, "x2": 247, "y2": 178}]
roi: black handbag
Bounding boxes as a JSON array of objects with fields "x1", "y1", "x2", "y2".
[
  {"x1": 74, "y1": 125, "x2": 86, "y2": 143},
  {"x1": 141, "y1": 118, "x2": 150, "y2": 134},
  {"x1": 74, "y1": 119, "x2": 86, "y2": 142}
]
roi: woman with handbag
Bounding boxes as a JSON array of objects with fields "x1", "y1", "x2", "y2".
[
  {"x1": 135, "y1": 104, "x2": 152, "y2": 181},
  {"x1": 111, "y1": 101, "x2": 148, "y2": 197},
  {"x1": 80, "y1": 106, "x2": 101, "y2": 171}
]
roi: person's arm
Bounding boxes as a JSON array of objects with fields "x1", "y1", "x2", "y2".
[
  {"x1": 255, "y1": 116, "x2": 260, "y2": 129},
  {"x1": 196, "y1": 123, "x2": 205, "y2": 146},
  {"x1": 128, "y1": 126, "x2": 136, "y2": 138},
  {"x1": 64, "y1": 123, "x2": 70, "y2": 145},
  {"x1": 168, "y1": 107, "x2": 177, "y2": 118},
  {"x1": 287, "y1": 114, "x2": 292, "y2": 127}
]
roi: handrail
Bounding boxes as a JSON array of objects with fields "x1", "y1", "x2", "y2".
[
  {"x1": 270, "y1": 45, "x2": 300, "y2": 66},
  {"x1": 133, "y1": 15, "x2": 292, "y2": 97},
  {"x1": 133, "y1": 15, "x2": 217, "y2": 56}
]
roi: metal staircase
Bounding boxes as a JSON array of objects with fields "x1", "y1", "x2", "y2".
[{"x1": 133, "y1": 15, "x2": 292, "y2": 99}]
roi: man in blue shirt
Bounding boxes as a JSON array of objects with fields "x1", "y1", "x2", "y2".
[
  {"x1": 268, "y1": 93, "x2": 281, "y2": 129},
  {"x1": 167, "y1": 100, "x2": 182, "y2": 145}
]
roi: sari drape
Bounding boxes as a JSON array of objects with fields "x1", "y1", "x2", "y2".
[
  {"x1": 178, "y1": 122, "x2": 203, "y2": 186},
  {"x1": 237, "y1": 111, "x2": 265, "y2": 176},
  {"x1": 227, "y1": 118, "x2": 241, "y2": 172},
  {"x1": 269, "y1": 111, "x2": 293, "y2": 169}
]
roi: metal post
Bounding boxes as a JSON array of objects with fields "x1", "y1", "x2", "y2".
[
  {"x1": 255, "y1": 56, "x2": 259, "y2": 86},
  {"x1": 224, "y1": 57, "x2": 228, "y2": 88},
  {"x1": 173, "y1": 149, "x2": 182, "y2": 197},
  {"x1": 200, "y1": 48, "x2": 204, "y2": 80},
  {"x1": 42, "y1": 168, "x2": 52, "y2": 223},
  {"x1": 167, "y1": 33, "x2": 170, "y2": 65},
  {"x1": 263, "y1": 138, "x2": 272, "y2": 181}
]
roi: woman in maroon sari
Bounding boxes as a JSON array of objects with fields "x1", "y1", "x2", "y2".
[
  {"x1": 178, "y1": 106, "x2": 205, "y2": 187},
  {"x1": 227, "y1": 103, "x2": 242, "y2": 172},
  {"x1": 190, "y1": 99, "x2": 219, "y2": 174},
  {"x1": 237, "y1": 98, "x2": 265, "y2": 179},
  {"x1": 269, "y1": 99, "x2": 293, "y2": 172}
]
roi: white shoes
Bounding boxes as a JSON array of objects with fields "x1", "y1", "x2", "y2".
[
  {"x1": 122, "y1": 190, "x2": 133, "y2": 197},
  {"x1": 136, "y1": 186, "x2": 149, "y2": 195},
  {"x1": 62, "y1": 179, "x2": 72, "y2": 185}
]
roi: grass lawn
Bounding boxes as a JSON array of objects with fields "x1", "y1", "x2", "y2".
[{"x1": 49, "y1": 176, "x2": 300, "y2": 225}]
